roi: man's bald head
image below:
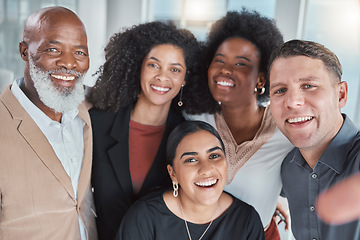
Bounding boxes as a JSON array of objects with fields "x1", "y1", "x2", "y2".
[{"x1": 23, "y1": 7, "x2": 86, "y2": 44}]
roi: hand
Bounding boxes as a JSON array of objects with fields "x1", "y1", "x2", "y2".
[
  {"x1": 273, "y1": 201, "x2": 289, "y2": 231},
  {"x1": 316, "y1": 173, "x2": 360, "y2": 224}
]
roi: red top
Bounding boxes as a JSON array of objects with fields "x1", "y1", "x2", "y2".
[{"x1": 129, "y1": 120, "x2": 166, "y2": 195}]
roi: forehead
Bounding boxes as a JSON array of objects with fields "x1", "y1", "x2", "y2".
[
  {"x1": 216, "y1": 37, "x2": 259, "y2": 57},
  {"x1": 30, "y1": 12, "x2": 87, "y2": 46},
  {"x1": 176, "y1": 130, "x2": 221, "y2": 153},
  {"x1": 146, "y1": 44, "x2": 185, "y2": 59},
  {"x1": 269, "y1": 56, "x2": 330, "y2": 86}
]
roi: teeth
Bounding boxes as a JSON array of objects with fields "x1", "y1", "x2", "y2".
[
  {"x1": 195, "y1": 179, "x2": 217, "y2": 187},
  {"x1": 51, "y1": 74, "x2": 75, "y2": 81},
  {"x1": 288, "y1": 116, "x2": 313, "y2": 123},
  {"x1": 151, "y1": 85, "x2": 170, "y2": 92},
  {"x1": 216, "y1": 81, "x2": 234, "y2": 87}
]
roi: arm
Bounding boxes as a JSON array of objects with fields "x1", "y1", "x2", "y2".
[{"x1": 316, "y1": 173, "x2": 360, "y2": 224}]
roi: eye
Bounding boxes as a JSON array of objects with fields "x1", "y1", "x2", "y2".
[
  {"x1": 235, "y1": 62, "x2": 246, "y2": 67},
  {"x1": 209, "y1": 153, "x2": 221, "y2": 159},
  {"x1": 184, "y1": 158, "x2": 197, "y2": 163},
  {"x1": 273, "y1": 88, "x2": 287, "y2": 95},
  {"x1": 214, "y1": 59, "x2": 224, "y2": 64},
  {"x1": 148, "y1": 63, "x2": 159, "y2": 69},
  {"x1": 302, "y1": 84, "x2": 315, "y2": 89},
  {"x1": 75, "y1": 51, "x2": 87, "y2": 56},
  {"x1": 45, "y1": 48, "x2": 58, "y2": 53},
  {"x1": 171, "y1": 68, "x2": 181, "y2": 73}
]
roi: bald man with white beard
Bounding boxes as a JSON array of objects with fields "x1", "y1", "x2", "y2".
[{"x1": 0, "y1": 6, "x2": 97, "y2": 240}]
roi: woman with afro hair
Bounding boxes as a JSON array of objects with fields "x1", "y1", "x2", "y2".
[
  {"x1": 184, "y1": 10, "x2": 294, "y2": 239},
  {"x1": 87, "y1": 21, "x2": 202, "y2": 240}
]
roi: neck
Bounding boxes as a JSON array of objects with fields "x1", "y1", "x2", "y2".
[
  {"x1": 179, "y1": 195, "x2": 219, "y2": 224},
  {"x1": 131, "y1": 98, "x2": 170, "y2": 126},
  {"x1": 300, "y1": 116, "x2": 344, "y2": 169},
  {"x1": 221, "y1": 102, "x2": 265, "y2": 145}
]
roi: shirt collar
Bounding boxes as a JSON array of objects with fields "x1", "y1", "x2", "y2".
[
  {"x1": 11, "y1": 78, "x2": 79, "y2": 126},
  {"x1": 290, "y1": 114, "x2": 359, "y2": 173},
  {"x1": 318, "y1": 114, "x2": 358, "y2": 173}
]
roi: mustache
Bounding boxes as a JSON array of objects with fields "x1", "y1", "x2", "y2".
[{"x1": 48, "y1": 68, "x2": 84, "y2": 78}]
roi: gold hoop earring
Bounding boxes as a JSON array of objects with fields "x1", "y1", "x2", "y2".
[
  {"x1": 173, "y1": 181, "x2": 179, "y2": 197},
  {"x1": 254, "y1": 87, "x2": 265, "y2": 95}
]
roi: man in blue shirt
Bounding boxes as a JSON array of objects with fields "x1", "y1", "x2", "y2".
[{"x1": 268, "y1": 39, "x2": 360, "y2": 240}]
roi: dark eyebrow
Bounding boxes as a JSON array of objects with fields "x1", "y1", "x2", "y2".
[
  {"x1": 180, "y1": 146, "x2": 223, "y2": 159},
  {"x1": 215, "y1": 53, "x2": 251, "y2": 62},
  {"x1": 180, "y1": 152, "x2": 197, "y2": 159},
  {"x1": 208, "y1": 146, "x2": 224, "y2": 153},
  {"x1": 148, "y1": 56, "x2": 184, "y2": 69}
]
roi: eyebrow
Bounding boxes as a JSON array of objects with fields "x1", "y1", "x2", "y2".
[
  {"x1": 148, "y1": 56, "x2": 184, "y2": 69},
  {"x1": 270, "y1": 76, "x2": 321, "y2": 91},
  {"x1": 215, "y1": 53, "x2": 251, "y2": 62},
  {"x1": 179, "y1": 146, "x2": 223, "y2": 159},
  {"x1": 47, "y1": 40, "x2": 88, "y2": 51}
]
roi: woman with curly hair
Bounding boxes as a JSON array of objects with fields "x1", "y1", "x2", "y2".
[
  {"x1": 87, "y1": 21, "x2": 201, "y2": 240},
  {"x1": 185, "y1": 10, "x2": 294, "y2": 239}
]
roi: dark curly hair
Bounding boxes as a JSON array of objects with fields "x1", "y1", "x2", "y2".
[
  {"x1": 87, "y1": 21, "x2": 202, "y2": 112},
  {"x1": 187, "y1": 9, "x2": 284, "y2": 114}
]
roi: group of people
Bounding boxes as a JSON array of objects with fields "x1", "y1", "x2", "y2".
[{"x1": 1, "y1": 5, "x2": 360, "y2": 240}]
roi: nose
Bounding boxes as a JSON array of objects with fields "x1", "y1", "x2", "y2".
[
  {"x1": 57, "y1": 51, "x2": 78, "y2": 70},
  {"x1": 285, "y1": 88, "x2": 305, "y2": 108},
  {"x1": 198, "y1": 161, "x2": 213, "y2": 175},
  {"x1": 220, "y1": 63, "x2": 232, "y2": 75},
  {"x1": 155, "y1": 70, "x2": 169, "y2": 82}
]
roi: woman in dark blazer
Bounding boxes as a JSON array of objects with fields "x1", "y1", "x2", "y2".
[{"x1": 87, "y1": 21, "x2": 202, "y2": 240}]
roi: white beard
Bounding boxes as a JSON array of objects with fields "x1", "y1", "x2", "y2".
[{"x1": 28, "y1": 58, "x2": 85, "y2": 113}]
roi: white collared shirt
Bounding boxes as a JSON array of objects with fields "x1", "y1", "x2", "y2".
[{"x1": 11, "y1": 78, "x2": 87, "y2": 240}]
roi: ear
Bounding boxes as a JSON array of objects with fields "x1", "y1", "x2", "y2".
[
  {"x1": 256, "y1": 72, "x2": 266, "y2": 88},
  {"x1": 19, "y1": 41, "x2": 29, "y2": 61},
  {"x1": 167, "y1": 165, "x2": 177, "y2": 183},
  {"x1": 338, "y1": 81, "x2": 348, "y2": 109}
]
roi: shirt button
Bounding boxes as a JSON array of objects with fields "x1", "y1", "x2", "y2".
[
  {"x1": 311, "y1": 173, "x2": 318, "y2": 179},
  {"x1": 310, "y1": 206, "x2": 315, "y2": 211}
]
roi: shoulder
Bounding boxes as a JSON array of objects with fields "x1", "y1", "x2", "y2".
[
  {"x1": 90, "y1": 105, "x2": 131, "y2": 131},
  {"x1": 223, "y1": 192, "x2": 259, "y2": 216}
]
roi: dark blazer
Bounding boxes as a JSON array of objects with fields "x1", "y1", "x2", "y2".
[{"x1": 89, "y1": 105, "x2": 184, "y2": 240}]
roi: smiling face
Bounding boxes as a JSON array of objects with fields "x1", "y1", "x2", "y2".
[
  {"x1": 20, "y1": 8, "x2": 89, "y2": 112},
  {"x1": 269, "y1": 56, "x2": 347, "y2": 159},
  {"x1": 168, "y1": 130, "x2": 227, "y2": 207},
  {"x1": 138, "y1": 44, "x2": 186, "y2": 109},
  {"x1": 207, "y1": 37, "x2": 264, "y2": 107}
]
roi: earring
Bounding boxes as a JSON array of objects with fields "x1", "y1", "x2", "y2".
[
  {"x1": 254, "y1": 87, "x2": 265, "y2": 95},
  {"x1": 173, "y1": 181, "x2": 179, "y2": 197},
  {"x1": 178, "y1": 85, "x2": 184, "y2": 107}
]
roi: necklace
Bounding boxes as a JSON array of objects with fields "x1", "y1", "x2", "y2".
[{"x1": 179, "y1": 202, "x2": 213, "y2": 240}]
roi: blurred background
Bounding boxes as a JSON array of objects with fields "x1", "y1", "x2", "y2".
[
  {"x1": 0, "y1": 0, "x2": 359, "y2": 239},
  {"x1": 3, "y1": 0, "x2": 359, "y2": 126}
]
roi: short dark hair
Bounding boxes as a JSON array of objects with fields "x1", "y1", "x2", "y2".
[
  {"x1": 87, "y1": 21, "x2": 202, "y2": 112},
  {"x1": 166, "y1": 121, "x2": 225, "y2": 167},
  {"x1": 268, "y1": 39, "x2": 342, "y2": 83},
  {"x1": 185, "y1": 9, "x2": 284, "y2": 114}
]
